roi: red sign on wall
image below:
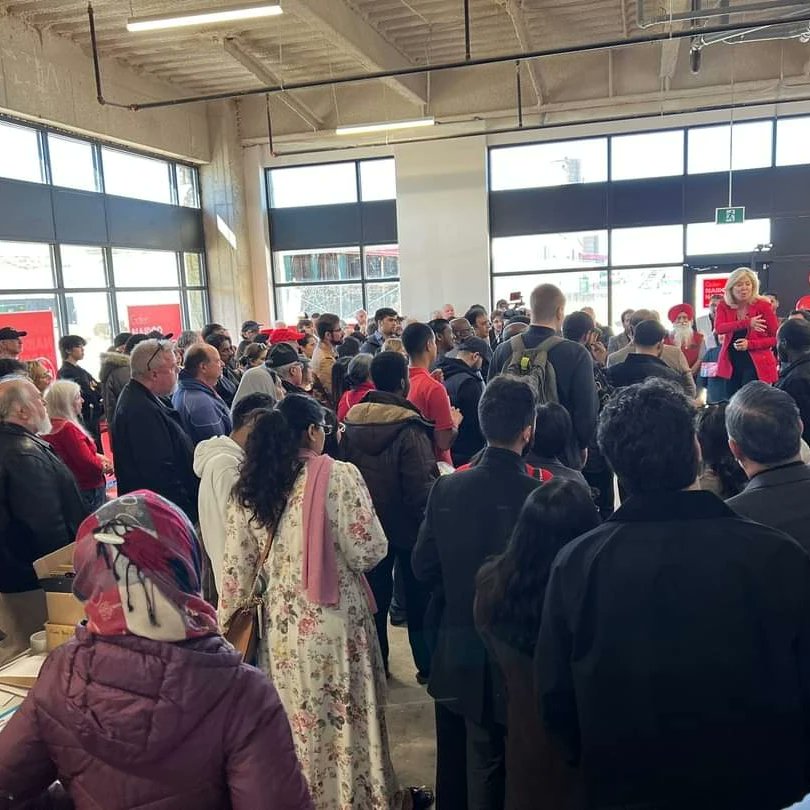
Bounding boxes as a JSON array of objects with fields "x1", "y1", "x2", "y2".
[
  {"x1": 126, "y1": 304, "x2": 182, "y2": 339},
  {"x1": 702, "y1": 277, "x2": 728, "y2": 308},
  {"x1": 4, "y1": 310, "x2": 58, "y2": 371}
]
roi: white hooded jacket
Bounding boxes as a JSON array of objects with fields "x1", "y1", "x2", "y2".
[{"x1": 193, "y1": 435, "x2": 244, "y2": 594}]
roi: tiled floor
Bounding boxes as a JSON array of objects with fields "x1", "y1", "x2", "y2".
[{"x1": 385, "y1": 625, "x2": 436, "y2": 791}]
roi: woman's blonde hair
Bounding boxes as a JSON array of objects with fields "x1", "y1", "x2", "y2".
[
  {"x1": 382, "y1": 337, "x2": 407, "y2": 357},
  {"x1": 724, "y1": 267, "x2": 760, "y2": 307},
  {"x1": 45, "y1": 380, "x2": 84, "y2": 428}
]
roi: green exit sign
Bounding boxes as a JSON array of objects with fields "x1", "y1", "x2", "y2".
[{"x1": 716, "y1": 206, "x2": 746, "y2": 225}]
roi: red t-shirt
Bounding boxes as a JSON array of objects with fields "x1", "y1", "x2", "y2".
[
  {"x1": 407, "y1": 366, "x2": 454, "y2": 465},
  {"x1": 42, "y1": 419, "x2": 105, "y2": 491}
]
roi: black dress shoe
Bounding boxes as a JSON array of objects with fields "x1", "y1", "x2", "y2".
[
  {"x1": 415, "y1": 671, "x2": 429, "y2": 685},
  {"x1": 389, "y1": 610, "x2": 408, "y2": 627}
]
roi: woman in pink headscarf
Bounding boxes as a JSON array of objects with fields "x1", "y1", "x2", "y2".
[
  {"x1": 221, "y1": 394, "x2": 432, "y2": 810},
  {"x1": 0, "y1": 490, "x2": 312, "y2": 810}
]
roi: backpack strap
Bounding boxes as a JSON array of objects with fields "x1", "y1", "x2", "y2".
[{"x1": 507, "y1": 333, "x2": 528, "y2": 371}]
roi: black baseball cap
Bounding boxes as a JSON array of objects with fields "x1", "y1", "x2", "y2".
[
  {"x1": 451, "y1": 336, "x2": 492, "y2": 361},
  {"x1": 241, "y1": 320, "x2": 262, "y2": 332},
  {"x1": 0, "y1": 327, "x2": 26, "y2": 340},
  {"x1": 266, "y1": 343, "x2": 301, "y2": 369}
]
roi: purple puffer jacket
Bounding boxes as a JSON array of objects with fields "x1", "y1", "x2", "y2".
[{"x1": 0, "y1": 626, "x2": 314, "y2": 810}]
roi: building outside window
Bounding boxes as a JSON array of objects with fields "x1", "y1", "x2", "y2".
[
  {"x1": 0, "y1": 116, "x2": 207, "y2": 378},
  {"x1": 267, "y1": 158, "x2": 400, "y2": 323}
]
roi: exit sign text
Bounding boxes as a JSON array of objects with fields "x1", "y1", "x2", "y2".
[{"x1": 716, "y1": 206, "x2": 746, "y2": 225}]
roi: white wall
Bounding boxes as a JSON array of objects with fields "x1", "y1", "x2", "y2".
[{"x1": 395, "y1": 137, "x2": 490, "y2": 319}]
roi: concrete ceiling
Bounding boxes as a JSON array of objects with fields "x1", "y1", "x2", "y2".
[{"x1": 2, "y1": 0, "x2": 810, "y2": 142}]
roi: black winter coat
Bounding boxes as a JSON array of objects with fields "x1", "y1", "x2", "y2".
[
  {"x1": 776, "y1": 354, "x2": 810, "y2": 445},
  {"x1": 536, "y1": 490, "x2": 810, "y2": 810},
  {"x1": 435, "y1": 356, "x2": 485, "y2": 467},
  {"x1": 412, "y1": 447, "x2": 540, "y2": 726},
  {"x1": 341, "y1": 391, "x2": 439, "y2": 549},
  {"x1": 110, "y1": 380, "x2": 199, "y2": 522},
  {"x1": 0, "y1": 424, "x2": 87, "y2": 593},
  {"x1": 489, "y1": 327, "x2": 598, "y2": 468},
  {"x1": 359, "y1": 332, "x2": 384, "y2": 356},
  {"x1": 604, "y1": 352, "x2": 687, "y2": 393}
]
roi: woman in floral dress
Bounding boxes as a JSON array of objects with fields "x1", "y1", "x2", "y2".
[{"x1": 220, "y1": 395, "x2": 429, "y2": 810}]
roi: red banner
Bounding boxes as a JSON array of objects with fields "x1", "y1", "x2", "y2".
[
  {"x1": 126, "y1": 304, "x2": 182, "y2": 338},
  {"x1": 702, "y1": 277, "x2": 728, "y2": 308},
  {"x1": 4, "y1": 310, "x2": 58, "y2": 371}
]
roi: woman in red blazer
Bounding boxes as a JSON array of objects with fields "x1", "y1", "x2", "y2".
[{"x1": 714, "y1": 267, "x2": 778, "y2": 395}]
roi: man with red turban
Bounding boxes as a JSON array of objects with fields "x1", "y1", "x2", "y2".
[{"x1": 665, "y1": 303, "x2": 706, "y2": 377}]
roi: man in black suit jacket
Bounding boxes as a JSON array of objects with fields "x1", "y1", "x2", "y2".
[
  {"x1": 413, "y1": 376, "x2": 540, "y2": 810},
  {"x1": 535, "y1": 378, "x2": 810, "y2": 810},
  {"x1": 111, "y1": 339, "x2": 199, "y2": 523},
  {"x1": 605, "y1": 319, "x2": 689, "y2": 395},
  {"x1": 727, "y1": 380, "x2": 810, "y2": 552}
]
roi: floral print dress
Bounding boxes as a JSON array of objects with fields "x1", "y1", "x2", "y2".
[{"x1": 220, "y1": 460, "x2": 398, "y2": 810}]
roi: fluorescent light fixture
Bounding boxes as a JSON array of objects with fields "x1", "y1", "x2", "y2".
[
  {"x1": 127, "y1": 2, "x2": 282, "y2": 32},
  {"x1": 335, "y1": 117, "x2": 436, "y2": 136}
]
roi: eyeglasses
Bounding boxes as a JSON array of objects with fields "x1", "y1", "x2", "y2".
[
  {"x1": 317, "y1": 422, "x2": 334, "y2": 436},
  {"x1": 146, "y1": 340, "x2": 172, "y2": 371}
]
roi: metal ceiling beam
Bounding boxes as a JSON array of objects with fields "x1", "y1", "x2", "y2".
[
  {"x1": 223, "y1": 37, "x2": 323, "y2": 130},
  {"x1": 499, "y1": 0, "x2": 546, "y2": 106},
  {"x1": 85, "y1": 5, "x2": 810, "y2": 112},
  {"x1": 280, "y1": 0, "x2": 427, "y2": 108}
]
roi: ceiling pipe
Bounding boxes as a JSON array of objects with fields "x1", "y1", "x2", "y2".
[
  {"x1": 86, "y1": 5, "x2": 810, "y2": 112},
  {"x1": 640, "y1": 0, "x2": 810, "y2": 27},
  {"x1": 268, "y1": 90, "x2": 810, "y2": 157}
]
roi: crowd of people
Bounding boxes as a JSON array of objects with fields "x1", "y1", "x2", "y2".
[{"x1": 2, "y1": 268, "x2": 810, "y2": 808}]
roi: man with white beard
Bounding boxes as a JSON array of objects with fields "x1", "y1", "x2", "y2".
[
  {"x1": 665, "y1": 303, "x2": 706, "y2": 379},
  {"x1": 0, "y1": 377, "x2": 86, "y2": 663}
]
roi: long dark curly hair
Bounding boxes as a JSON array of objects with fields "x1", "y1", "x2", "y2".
[
  {"x1": 233, "y1": 394, "x2": 325, "y2": 530},
  {"x1": 475, "y1": 478, "x2": 600, "y2": 656}
]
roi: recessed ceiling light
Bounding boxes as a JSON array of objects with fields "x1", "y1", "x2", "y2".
[
  {"x1": 335, "y1": 117, "x2": 436, "y2": 136},
  {"x1": 127, "y1": 2, "x2": 282, "y2": 33}
]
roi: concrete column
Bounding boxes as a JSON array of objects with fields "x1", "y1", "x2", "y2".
[
  {"x1": 395, "y1": 136, "x2": 491, "y2": 320},
  {"x1": 201, "y1": 100, "x2": 255, "y2": 337}
]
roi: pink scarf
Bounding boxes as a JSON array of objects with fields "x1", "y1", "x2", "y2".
[{"x1": 299, "y1": 450, "x2": 377, "y2": 612}]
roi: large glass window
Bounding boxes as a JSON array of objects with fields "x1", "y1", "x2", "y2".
[
  {"x1": 269, "y1": 162, "x2": 358, "y2": 208},
  {"x1": 492, "y1": 231, "x2": 608, "y2": 274},
  {"x1": 65, "y1": 292, "x2": 111, "y2": 377},
  {"x1": 0, "y1": 121, "x2": 43, "y2": 184},
  {"x1": 611, "y1": 225, "x2": 684, "y2": 266},
  {"x1": 276, "y1": 284, "x2": 364, "y2": 325},
  {"x1": 611, "y1": 130, "x2": 684, "y2": 181},
  {"x1": 0, "y1": 242, "x2": 53, "y2": 289},
  {"x1": 489, "y1": 138, "x2": 608, "y2": 191},
  {"x1": 60, "y1": 245, "x2": 107, "y2": 288},
  {"x1": 176, "y1": 164, "x2": 200, "y2": 208},
  {"x1": 101, "y1": 147, "x2": 173, "y2": 204},
  {"x1": 688, "y1": 121, "x2": 773, "y2": 174},
  {"x1": 493, "y1": 270, "x2": 609, "y2": 326},
  {"x1": 610, "y1": 267, "x2": 683, "y2": 333},
  {"x1": 360, "y1": 159, "x2": 396, "y2": 201},
  {"x1": 48, "y1": 134, "x2": 99, "y2": 192},
  {"x1": 776, "y1": 117, "x2": 810, "y2": 167},
  {"x1": 274, "y1": 247, "x2": 362, "y2": 284},
  {"x1": 269, "y1": 158, "x2": 400, "y2": 320},
  {"x1": 686, "y1": 218, "x2": 771, "y2": 255},
  {"x1": 111, "y1": 248, "x2": 180, "y2": 288}
]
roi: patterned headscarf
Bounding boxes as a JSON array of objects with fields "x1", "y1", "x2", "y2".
[{"x1": 73, "y1": 491, "x2": 219, "y2": 642}]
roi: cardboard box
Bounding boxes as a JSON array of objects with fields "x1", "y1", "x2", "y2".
[
  {"x1": 34, "y1": 543, "x2": 85, "y2": 626},
  {"x1": 45, "y1": 623, "x2": 75, "y2": 652}
]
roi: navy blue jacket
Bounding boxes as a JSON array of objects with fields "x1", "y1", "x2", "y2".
[{"x1": 172, "y1": 372, "x2": 233, "y2": 446}]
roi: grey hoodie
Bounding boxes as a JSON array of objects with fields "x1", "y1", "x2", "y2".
[{"x1": 193, "y1": 435, "x2": 244, "y2": 593}]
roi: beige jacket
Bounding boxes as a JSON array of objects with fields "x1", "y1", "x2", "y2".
[
  {"x1": 607, "y1": 342, "x2": 697, "y2": 398},
  {"x1": 311, "y1": 340, "x2": 337, "y2": 401}
]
